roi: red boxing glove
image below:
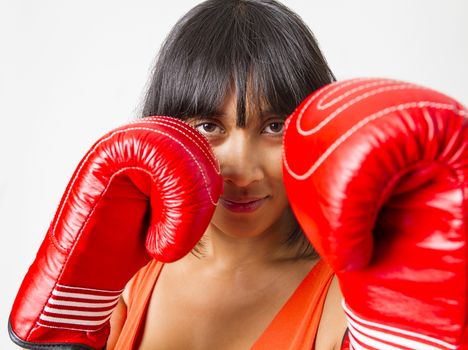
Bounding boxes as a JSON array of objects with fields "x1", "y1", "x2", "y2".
[
  {"x1": 9, "y1": 116, "x2": 223, "y2": 349},
  {"x1": 283, "y1": 78, "x2": 468, "y2": 349}
]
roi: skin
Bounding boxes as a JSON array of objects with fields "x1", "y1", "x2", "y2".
[{"x1": 108, "y1": 91, "x2": 348, "y2": 350}]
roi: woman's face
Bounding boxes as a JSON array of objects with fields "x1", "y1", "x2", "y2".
[{"x1": 187, "y1": 92, "x2": 295, "y2": 239}]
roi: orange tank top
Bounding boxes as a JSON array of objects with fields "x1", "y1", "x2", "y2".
[{"x1": 114, "y1": 259, "x2": 334, "y2": 350}]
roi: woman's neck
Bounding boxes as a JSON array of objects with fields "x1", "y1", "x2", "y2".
[{"x1": 187, "y1": 212, "x2": 307, "y2": 273}]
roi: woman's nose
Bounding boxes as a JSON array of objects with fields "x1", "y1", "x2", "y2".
[{"x1": 216, "y1": 133, "x2": 264, "y2": 188}]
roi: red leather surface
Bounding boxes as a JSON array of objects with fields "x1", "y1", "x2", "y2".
[
  {"x1": 283, "y1": 78, "x2": 468, "y2": 347},
  {"x1": 10, "y1": 116, "x2": 222, "y2": 348}
]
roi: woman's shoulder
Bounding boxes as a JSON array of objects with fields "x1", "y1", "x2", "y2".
[
  {"x1": 316, "y1": 274, "x2": 348, "y2": 350},
  {"x1": 122, "y1": 259, "x2": 163, "y2": 305}
]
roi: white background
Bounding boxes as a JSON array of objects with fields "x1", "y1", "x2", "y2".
[{"x1": 1, "y1": 0, "x2": 467, "y2": 348}]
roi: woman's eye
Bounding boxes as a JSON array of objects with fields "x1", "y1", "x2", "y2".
[
  {"x1": 194, "y1": 122, "x2": 223, "y2": 136},
  {"x1": 263, "y1": 121, "x2": 284, "y2": 135}
]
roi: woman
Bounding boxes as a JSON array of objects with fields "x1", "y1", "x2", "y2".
[{"x1": 109, "y1": 1, "x2": 348, "y2": 348}]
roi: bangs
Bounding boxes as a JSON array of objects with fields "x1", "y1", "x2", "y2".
[{"x1": 141, "y1": 0, "x2": 335, "y2": 125}]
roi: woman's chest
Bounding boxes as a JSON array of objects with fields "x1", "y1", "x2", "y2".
[{"x1": 136, "y1": 262, "x2": 314, "y2": 350}]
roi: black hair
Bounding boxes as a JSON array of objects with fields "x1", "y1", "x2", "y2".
[{"x1": 140, "y1": 0, "x2": 335, "y2": 259}]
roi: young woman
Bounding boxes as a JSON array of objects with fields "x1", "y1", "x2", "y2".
[{"x1": 108, "y1": 1, "x2": 348, "y2": 348}]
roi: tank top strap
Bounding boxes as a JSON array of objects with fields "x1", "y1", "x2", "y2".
[
  {"x1": 251, "y1": 259, "x2": 334, "y2": 350},
  {"x1": 114, "y1": 259, "x2": 164, "y2": 350}
]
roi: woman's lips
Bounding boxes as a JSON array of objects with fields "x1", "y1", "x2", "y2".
[{"x1": 220, "y1": 197, "x2": 268, "y2": 213}]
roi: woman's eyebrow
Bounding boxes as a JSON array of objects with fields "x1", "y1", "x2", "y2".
[
  {"x1": 185, "y1": 113, "x2": 225, "y2": 122},
  {"x1": 259, "y1": 110, "x2": 287, "y2": 119},
  {"x1": 185, "y1": 110, "x2": 286, "y2": 122}
]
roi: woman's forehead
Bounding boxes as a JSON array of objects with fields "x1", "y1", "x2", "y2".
[{"x1": 214, "y1": 88, "x2": 282, "y2": 125}]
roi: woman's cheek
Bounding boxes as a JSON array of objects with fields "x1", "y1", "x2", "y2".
[{"x1": 263, "y1": 144, "x2": 284, "y2": 181}]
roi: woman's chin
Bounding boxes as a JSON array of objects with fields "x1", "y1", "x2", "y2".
[{"x1": 208, "y1": 220, "x2": 269, "y2": 240}]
